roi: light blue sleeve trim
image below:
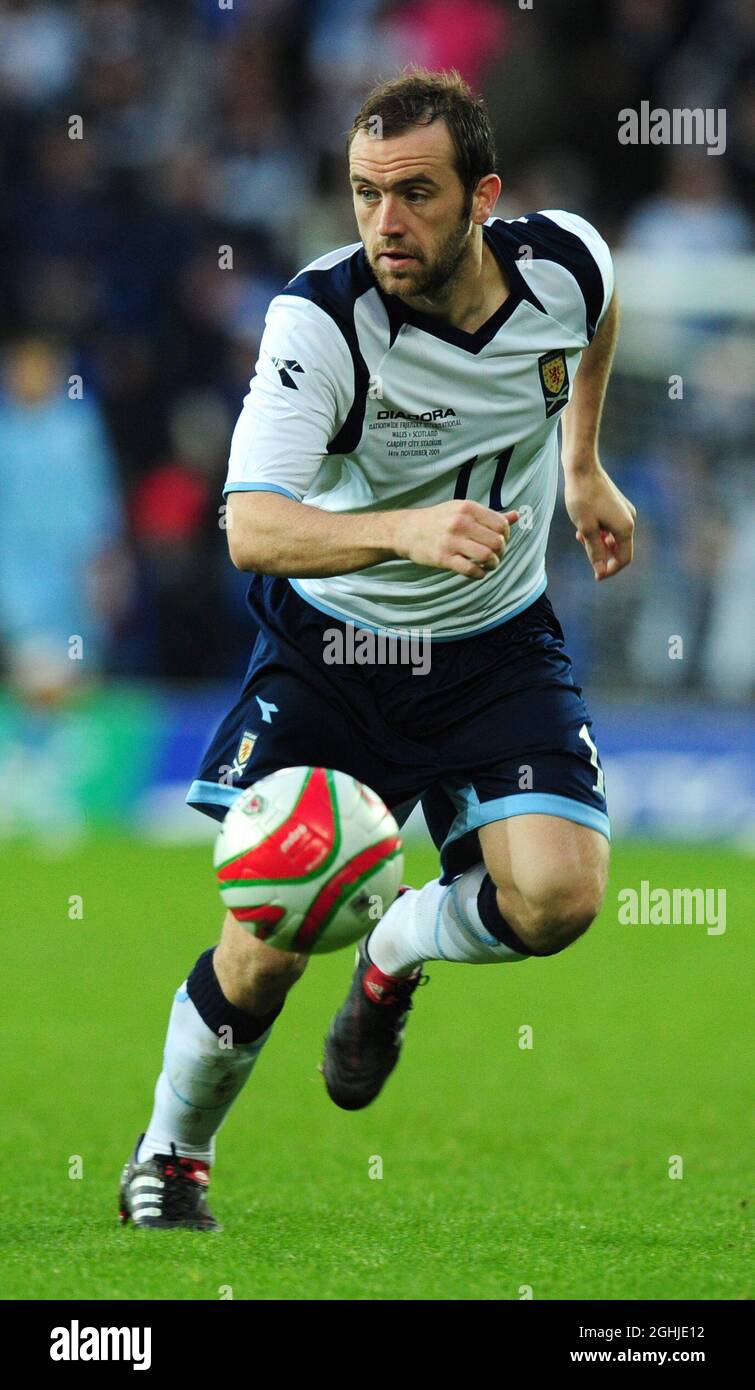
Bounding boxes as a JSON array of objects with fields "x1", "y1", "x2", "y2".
[
  {"x1": 223, "y1": 482, "x2": 300, "y2": 500},
  {"x1": 288, "y1": 574, "x2": 547, "y2": 641},
  {"x1": 442, "y1": 790, "x2": 611, "y2": 845},
  {"x1": 185, "y1": 779, "x2": 244, "y2": 809}
]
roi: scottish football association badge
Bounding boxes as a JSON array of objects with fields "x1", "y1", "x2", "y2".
[
  {"x1": 232, "y1": 730, "x2": 257, "y2": 779},
  {"x1": 538, "y1": 350, "x2": 569, "y2": 417}
]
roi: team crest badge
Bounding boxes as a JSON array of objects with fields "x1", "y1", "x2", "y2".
[
  {"x1": 233, "y1": 730, "x2": 257, "y2": 778},
  {"x1": 538, "y1": 350, "x2": 569, "y2": 417}
]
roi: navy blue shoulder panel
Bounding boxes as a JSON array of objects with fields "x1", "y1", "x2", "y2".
[
  {"x1": 500, "y1": 213, "x2": 606, "y2": 342},
  {"x1": 279, "y1": 247, "x2": 373, "y2": 455}
]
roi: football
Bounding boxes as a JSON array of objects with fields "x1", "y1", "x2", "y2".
[{"x1": 214, "y1": 766, "x2": 404, "y2": 953}]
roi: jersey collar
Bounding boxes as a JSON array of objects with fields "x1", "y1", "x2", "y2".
[{"x1": 371, "y1": 221, "x2": 543, "y2": 355}]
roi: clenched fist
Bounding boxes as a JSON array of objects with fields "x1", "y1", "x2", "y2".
[{"x1": 393, "y1": 499, "x2": 519, "y2": 580}]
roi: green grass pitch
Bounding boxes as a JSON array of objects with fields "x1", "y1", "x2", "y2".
[{"x1": 2, "y1": 835, "x2": 751, "y2": 1301}]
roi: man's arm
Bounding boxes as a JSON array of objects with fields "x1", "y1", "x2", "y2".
[
  {"x1": 225, "y1": 290, "x2": 517, "y2": 581},
  {"x1": 226, "y1": 491, "x2": 518, "y2": 582},
  {"x1": 561, "y1": 291, "x2": 636, "y2": 581}
]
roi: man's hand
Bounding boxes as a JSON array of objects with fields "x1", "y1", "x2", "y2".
[
  {"x1": 393, "y1": 499, "x2": 519, "y2": 580},
  {"x1": 564, "y1": 462, "x2": 636, "y2": 581}
]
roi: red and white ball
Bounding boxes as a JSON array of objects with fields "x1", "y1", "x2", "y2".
[{"x1": 214, "y1": 766, "x2": 403, "y2": 953}]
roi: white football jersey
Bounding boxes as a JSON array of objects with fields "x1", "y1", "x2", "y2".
[{"x1": 226, "y1": 210, "x2": 614, "y2": 638}]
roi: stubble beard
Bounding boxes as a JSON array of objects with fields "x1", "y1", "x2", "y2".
[{"x1": 371, "y1": 210, "x2": 473, "y2": 305}]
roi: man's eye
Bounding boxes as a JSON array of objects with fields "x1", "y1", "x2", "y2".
[
  {"x1": 406, "y1": 191, "x2": 428, "y2": 203},
  {"x1": 359, "y1": 189, "x2": 378, "y2": 202}
]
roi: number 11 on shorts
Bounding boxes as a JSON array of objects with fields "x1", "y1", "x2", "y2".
[{"x1": 579, "y1": 723, "x2": 605, "y2": 796}]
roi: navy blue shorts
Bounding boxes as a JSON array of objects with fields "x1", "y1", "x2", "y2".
[{"x1": 188, "y1": 576, "x2": 610, "y2": 880}]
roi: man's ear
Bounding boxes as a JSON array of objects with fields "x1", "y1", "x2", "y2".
[{"x1": 472, "y1": 173, "x2": 502, "y2": 224}]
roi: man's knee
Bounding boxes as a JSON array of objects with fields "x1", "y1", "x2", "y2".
[
  {"x1": 480, "y1": 816, "x2": 609, "y2": 957},
  {"x1": 506, "y1": 872, "x2": 606, "y2": 955},
  {"x1": 215, "y1": 911, "x2": 309, "y2": 1005}
]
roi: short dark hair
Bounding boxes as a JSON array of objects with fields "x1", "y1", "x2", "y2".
[{"x1": 347, "y1": 67, "x2": 497, "y2": 203}]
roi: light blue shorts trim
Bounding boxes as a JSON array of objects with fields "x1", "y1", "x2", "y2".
[
  {"x1": 442, "y1": 789, "x2": 611, "y2": 848},
  {"x1": 186, "y1": 779, "x2": 243, "y2": 810}
]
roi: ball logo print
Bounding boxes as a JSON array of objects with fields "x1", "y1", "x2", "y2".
[{"x1": 214, "y1": 766, "x2": 403, "y2": 953}]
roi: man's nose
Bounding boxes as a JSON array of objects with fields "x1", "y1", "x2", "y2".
[{"x1": 376, "y1": 194, "x2": 406, "y2": 239}]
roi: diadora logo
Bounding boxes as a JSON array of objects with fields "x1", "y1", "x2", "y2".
[
  {"x1": 256, "y1": 697, "x2": 278, "y2": 724},
  {"x1": 376, "y1": 407, "x2": 457, "y2": 422},
  {"x1": 271, "y1": 357, "x2": 304, "y2": 389}
]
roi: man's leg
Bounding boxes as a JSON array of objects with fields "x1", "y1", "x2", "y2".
[
  {"x1": 367, "y1": 815, "x2": 608, "y2": 976},
  {"x1": 323, "y1": 816, "x2": 608, "y2": 1110},
  {"x1": 119, "y1": 914, "x2": 309, "y2": 1228},
  {"x1": 477, "y1": 814, "x2": 609, "y2": 955},
  {"x1": 139, "y1": 913, "x2": 308, "y2": 1165}
]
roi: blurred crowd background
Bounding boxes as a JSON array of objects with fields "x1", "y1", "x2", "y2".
[{"x1": 1, "y1": 0, "x2": 754, "y2": 701}]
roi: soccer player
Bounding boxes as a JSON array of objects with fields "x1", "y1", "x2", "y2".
[{"x1": 120, "y1": 69, "x2": 635, "y2": 1230}]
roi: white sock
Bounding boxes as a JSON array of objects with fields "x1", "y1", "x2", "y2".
[
  {"x1": 368, "y1": 864, "x2": 529, "y2": 974},
  {"x1": 139, "y1": 984, "x2": 272, "y2": 1165}
]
